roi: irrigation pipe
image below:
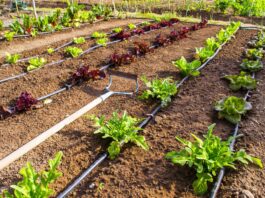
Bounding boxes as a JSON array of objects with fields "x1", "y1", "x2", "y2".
[
  {"x1": 0, "y1": 19, "x2": 154, "y2": 67},
  {"x1": 210, "y1": 73, "x2": 255, "y2": 198},
  {"x1": 0, "y1": 20, "x2": 178, "y2": 84},
  {"x1": 57, "y1": 27, "x2": 240, "y2": 198},
  {"x1": 0, "y1": 72, "x2": 139, "y2": 171}
]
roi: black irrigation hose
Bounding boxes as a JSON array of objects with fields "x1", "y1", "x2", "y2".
[
  {"x1": 0, "y1": 20, "x2": 177, "y2": 84},
  {"x1": 240, "y1": 26, "x2": 264, "y2": 30},
  {"x1": 210, "y1": 73, "x2": 255, "y2": 198},
  {"x1": 57, "y1": 27, "x2": 240, "y2": 198},
  {"x1": 1, "y1": 19, "x2": 154, "y2": 67}
]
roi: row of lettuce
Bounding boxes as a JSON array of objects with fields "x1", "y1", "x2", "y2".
[
  {"x1": 1, "y1": 22, "x2": 264, "y2": 197},
  {"x1": 0, "y1": 18, "x2": 206, "y2": 119},
  {"x1": 1, "y1": 2, "x2": 112, "y2": 41},
  {"x1": 1, "y1": 18, "x2": 179, "y2": 72}
]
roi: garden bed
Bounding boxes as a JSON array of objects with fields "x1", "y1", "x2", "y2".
[{"x1": 0, "y1": 21, "x2": 222, "y2": 196}]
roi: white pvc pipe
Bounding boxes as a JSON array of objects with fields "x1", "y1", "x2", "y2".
[{"x1": 0, "y1": 91, "x2": 113, "y2": 171}]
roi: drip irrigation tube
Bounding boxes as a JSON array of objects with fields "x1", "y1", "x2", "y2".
[
  {"x1": 0, "y1": 73, "x2": 139, "y2": 171},
  {"x1": 0, "y1": 20, "x2": 177, "y2": 84},
  {"x1": 210, "y1": 73, "x2": 255, "y2": 198},
  {"x1": 56, "y1": 27, "x2": 240, "y2": 198}
]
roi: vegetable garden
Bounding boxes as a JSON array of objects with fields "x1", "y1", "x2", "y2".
[{"x1": 0, "y1": 1, "x2": 264, "y2": 198}]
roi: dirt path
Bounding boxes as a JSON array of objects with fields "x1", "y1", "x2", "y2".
[{"x1": 0, "y1": 18, "x2": 143, "y2": 58}]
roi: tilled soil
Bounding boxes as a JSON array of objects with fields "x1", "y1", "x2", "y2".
[
  {"x1": 0, "y1": 18, "x2": 144, "y2": 58},
  {"x1": 218, "y1": 57, "x2": 265, "y2": 198},
  {"x1": 67, "y1": 30, "x2": 258, "y2": 197},
  {"x1": 0, "y1": 23, "x2": 222, "y2": 196}
]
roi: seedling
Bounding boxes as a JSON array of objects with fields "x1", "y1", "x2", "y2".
[
  {"x1": 4, "y1": 31, "x2": 16, "y2": 42},
  {"x1": 240, "y1": 59, "x2": 263, "y2": 72},
  {"x1": 47, "y1": 48, "x2": 55, "y2": 54},
  {"x1": 112, "y1": 27, "x2": 123, "y2": 33},
  {"x1": 1, "y1": 152, "x2": 63, "y2": 197},
  {"x1": 5, "y1": 53, "x2": 20, "y2": 64},
  {"x1": 139, "y1": 76, "x2": 177, "y2": 107},
  {"x1": 166, "y1": 124, "x2": 262, "y2": 195},
  {"x1": 172, "y1": 56, "x2": 201, "y2": 77},
  {"x1": 214, "y1": 96, "x2": 252, "y2": 124},
  {"x1": 244, "y1": 48, "x2": 264, "y2": 60},
  {"x1": 73, "y1": 37, "x2": 86, "y2": 44},
  {"x1": 223, "y1": 71, "x2": 257, "y2": 91},
  {"x1": 91, "y1": 31, "x2": 107, "y2": 39},
  {"x1": 128, "y1": 23, "x2": 136, "y2": 30},
  {"x1": 96, "y1": 37, "x2": 108, "y2": 46},
  {"x1": 27, "y1": 57, "x2": 47, "y2": 71},
  {"x1": 65, "y1": 46, "x2": 83, "y2": 58},
  {"x1": 92, "y1": 111, "x2": 148, "y2": 159}
]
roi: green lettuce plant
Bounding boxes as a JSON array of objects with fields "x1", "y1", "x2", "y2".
[
  {"x1": 91, "y1": 31, "x2": 107, "y2": 39},
  {"x1": 92, "y1": 111, "x2": 148, "y2": 159},
  {"x1": 5, "y1": 53, "x2": 20, "y2": 64},
  {"x1": 96, "y1": 38, "x2": 108, "y2": 46},
  {"x1": 1, "y1": 152, "x2": 63, "y2": 198},
  {"x1": 214, "y1": 96, "x2": 252, "y2": 124},
  {"x1": 166, "y1": 124, "x2": 263, "y2": 195},
  {"x1": 4, "y1": 31, "x2": 16, "y2": 42},
  {"x1": 172, "y1": 56, "x2": 201, "y2": 77},
  {"x1": 223, "y1": 71, "x2": 257, "y2": 91},
  {"x1": 139, "y1": 76, "x2": 177, "y2": 107},
  {"x1": 240, "y1": 59, "x2": 263, "y2": 72},
  {"x1": 27, "y1": 57, "x2": 47, "y2": 71},
  {"x1": 245, "y1": 48, "x2": 264, "y2": 60},
  {"x1": 64, "y1": 46, "x2": 83, "y2": 58},
  {"x1": 73, "y1": 37, "x2": 86, "y2": 44}
]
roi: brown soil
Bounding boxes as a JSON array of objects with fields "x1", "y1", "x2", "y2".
[
  {"x1": 218, "y1": 58, "x2": 265, "y2": 198},
  {"x1": 68, "y1": 30, "x2": 258, "y2": 198},
  {"x1": 0, "y1": 18, "x2": 143, "y2": 58},
  {"x1": 0, "y1": 23, "x2": 223, "y2": 196}
]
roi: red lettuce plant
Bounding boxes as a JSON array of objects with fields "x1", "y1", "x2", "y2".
[
  {"x1": 110, "y1": 53, "x2": 135, "y2": 66},
  {"x1": 69, "y1": 66, "x2": 106, "y2": 85},
  {"x1": 155, "y1": 34, "x2": 171, "y2": 46},
  {"x1": 158, "y1": 21, "x2": 173, "y2": 27},
  {"x1": 132, "y1": 41, "x2": 151, "y2": 56},
  {"x1": 0, "y1": 92, "x2": 38, "y2": 119},
  {"x1": 132, "y1": 28, "x2": 145, "y2": 35},
  {"x1": 110, "y1": 30, "x2": 131, "y2": 40},
  {"x1": 142, "y1": 23, "x2": 161, "y2": 32}
]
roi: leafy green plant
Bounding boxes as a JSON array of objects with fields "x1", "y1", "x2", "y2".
[
  {"x1": 91, "y1": 31, "x2": 107, "y2": 39},
  {"x1": 139, "y1": 76, "x2": 177, "y2": 107},
  {"x1": 240, "y1": 59, "x2": 263, "y2": 72},
  {"x1": 112, "y1": 27, "x2": 123, "y2": 33},
  {"x1": 66, "y1": 0, "x2": 85, "y2": 20},
  {"x1": 223, "y1": 71, "x2": 257, "y2": 91},
  {"x1": 64, "y1": 46, "x2": 83, "y2": 58},
  {"x1": 96, "y1": 38, "x2": 108, "y2": 47},
  {"x1": 205, "y1": 37, "x2": 220, "y2": 51},
  {"x1": 27, "y1": 57, "x2": 46, "y2": 71},
  {"x1": 9, "y1": 20, "x2": 24, "y2": 34},
  {"x1": 92, "y1": 111, "x2": 148, "y2": 159},
  {"x1": 214, "y1": 0, "x2": 231, "y2": 13},
  {"x1": 172, "y1": 56, "x2": 201, "y2": 77},
  {"x1": 5, "y1": 53, "x2": 20, "y2": 64},
  {"x1": 1, "y1": 151, "x2": 63, "y2": 198},
  {"x1": 166, "y1": 124, "x2": 263, "y2": 195},
  {"x1": 73, "y1": 37, "x2": 86, "y2": 44},
  {"x1": 35, "y1": 16, "x2": 52, "y2": 32},
  {"x1": 128, "y1": 23, "x2": 136, "y2": 30},
  {"x1": 214, "y1": 96, "x2": 252, "y2": 124},
  {"x1": 4, "y1": 31, "x2": 16, "y2": 42},
  {"x1": 245, "y1": 48, "x2": 264, "y2": 60},
  {"x1": 195, "y1": 47, "x2": 215, "y2": 62},
  {"x1": 47, "y1": 48, "x2": 55, "y2": 54},
  {"x1": 78, "y1": 11, "x2": 95, "y2": 23}
]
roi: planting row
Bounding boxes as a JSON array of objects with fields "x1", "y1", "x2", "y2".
[
  {"x1": 1, "y1": 2, "x2": 112, "y2": 42},
  {"x1": 0, "y1": 22, "x2": 252, "y2": 197},
  {"x1": 0, "y1": 19, "x2": 206, "y2": 119},
  {"x1": 0, "y1": 18, "x2": 180, "y2": 84}
]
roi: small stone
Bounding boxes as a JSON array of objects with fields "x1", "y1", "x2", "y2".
[
  {"x1": 89, "y1": 183, "x2": 95, "y2": 189},
  {"x1": 240, "y1": 190, "x2": 254, "y2": 198}
]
